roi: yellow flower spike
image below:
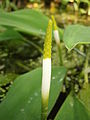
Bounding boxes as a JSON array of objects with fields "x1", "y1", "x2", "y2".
[
  {"x1": 51, "y1": 15, "x2": 63, "y2": 66},
  {"x1": 43, "y1": 19, "x2": 52, "y2": 59},
  {"x1": 41, "y1": 19, "x2": 52, "y2": 120},
  {"x1": 51, "y1": 15, "x2": 60, "y2": 44},
  {"x1": 51, "y1": 15, "x2": 58, "y2": 30}
]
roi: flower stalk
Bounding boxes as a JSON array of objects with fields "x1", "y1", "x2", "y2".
[
  {"x1": 84, "y1": 55, "x2": 89, "y2": 84},
  {"x1": 51, "y1": 16, "x2": 63, "y2": 66},
  {"x1": 41, "y1": 19, "x2": 52, "y2": 120}
]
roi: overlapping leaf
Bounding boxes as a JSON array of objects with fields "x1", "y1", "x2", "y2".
[
  {"x1": 0, "y1": 66, "x2": 67, "y2": 120},
  {"x1": 55, "y1": 94, "x2": 90, "y2": 120},
  {"x1": 0, "y1": 28, "x2": 23, "y2": 41},
  {"x1": 0, "y1": 9, "x2": 48, "y2": 36},
  {"x1": 0, "y1": 9, "x2": 63, "y2": 40}
]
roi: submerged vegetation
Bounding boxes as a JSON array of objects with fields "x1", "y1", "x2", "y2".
[{"x1": 0, "y1": 0, "x2": 90, "y2": 120}]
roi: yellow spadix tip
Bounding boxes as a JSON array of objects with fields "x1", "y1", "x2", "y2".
[
  {"x1": 51, "y1": 15, "x2": 58, "y2": 30},
  {"x1": 43, "y1": 19, "x2": 52, "y2": 59}
]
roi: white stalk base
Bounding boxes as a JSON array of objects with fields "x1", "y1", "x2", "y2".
[{"x1": 41, "y1": 58, "x2": 51, "y2": 100}]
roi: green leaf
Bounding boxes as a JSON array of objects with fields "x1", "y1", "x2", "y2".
[
  {"x1": 0, "y1": 28, "x2": 23, "y2": 41},
  {"x1": 63, "y1": 24, "x2": 90, "y2": 50},
  {"x1": 0, "y1": 26, "x2": 6, "y2": 32},
  {"x1": 0, "y1": 9, "x2": 63, "y2": 40},
  {"x1": 55, "y1": 93, "x2": 90, "y2": 120},
  {"x1": 0, "y1": 9, "x2": 48, "y2": 36},
  {"x1": 78, "y1": 84, "x2": 90, "y2": 112},
  {"x1": 0, "y1": 66, "x2": 67, "y2": 120}
]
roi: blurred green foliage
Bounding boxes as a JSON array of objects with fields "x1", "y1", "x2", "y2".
[{"x1": 0, "y1": 1, "x2": 90, "y2": 120}]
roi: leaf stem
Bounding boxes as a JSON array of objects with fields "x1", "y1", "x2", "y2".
[
  {"x1": 74, "y1": 48, "x2": 86, "y2": 58},
  {"x1": 57, "y1": 43, "x2": 63, "y2": 66},
  {"x1": 22, "y1": 38, "x2": 43, "y2": 54},
  {"x1": 84, "y1": 55, "x2": 89, "y2": 84}
]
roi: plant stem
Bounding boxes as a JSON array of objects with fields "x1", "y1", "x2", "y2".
[
  {"x1": 22, "y1": 38, "x2": 43, "y2": 54},
  {"x1": 41, "y1": 98, "x2": 48, "y2": 120},
  {"x1": 57, "y1": 43, "x2": 63, "y2": 66},
  {"x1": 16, "y1": 61, "x2": 30, "y2": 71},
  {"x1": 74, "y1": 48, "x2": 86, "y2": 58},
  {"x1": 84, "y1": 55, "x2": 88, "y2": 84}
]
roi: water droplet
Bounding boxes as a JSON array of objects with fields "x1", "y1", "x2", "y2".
[
  {"x1": 28, "y1": 100, "x2": 31, "y2": 104},
  {"x1": 58, "y1": 78, "x2": 63, "y2": 83},
  {"x1": 20, "y1": 108, "x2": 24, "y2": 112},
  {"x1": 52, "y1": 76, "x2": 55, "y2": 80},
  {"x1": 34, "y1": 92, "x2": 38, "y2": 97},
  {"x1": 70, "y1": 102, "x2": 73, "y2": 107}
]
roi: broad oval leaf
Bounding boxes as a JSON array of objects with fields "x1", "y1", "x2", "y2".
[
  {"x1": 0, "y1": 66, "x2": 67, "y2": 120},
  {"x1": 55, "y1": 94, "x2": 90, "y2": 120},
  {"x1": 63, "y1": 24, "x2": 90, "y2": 50}
]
